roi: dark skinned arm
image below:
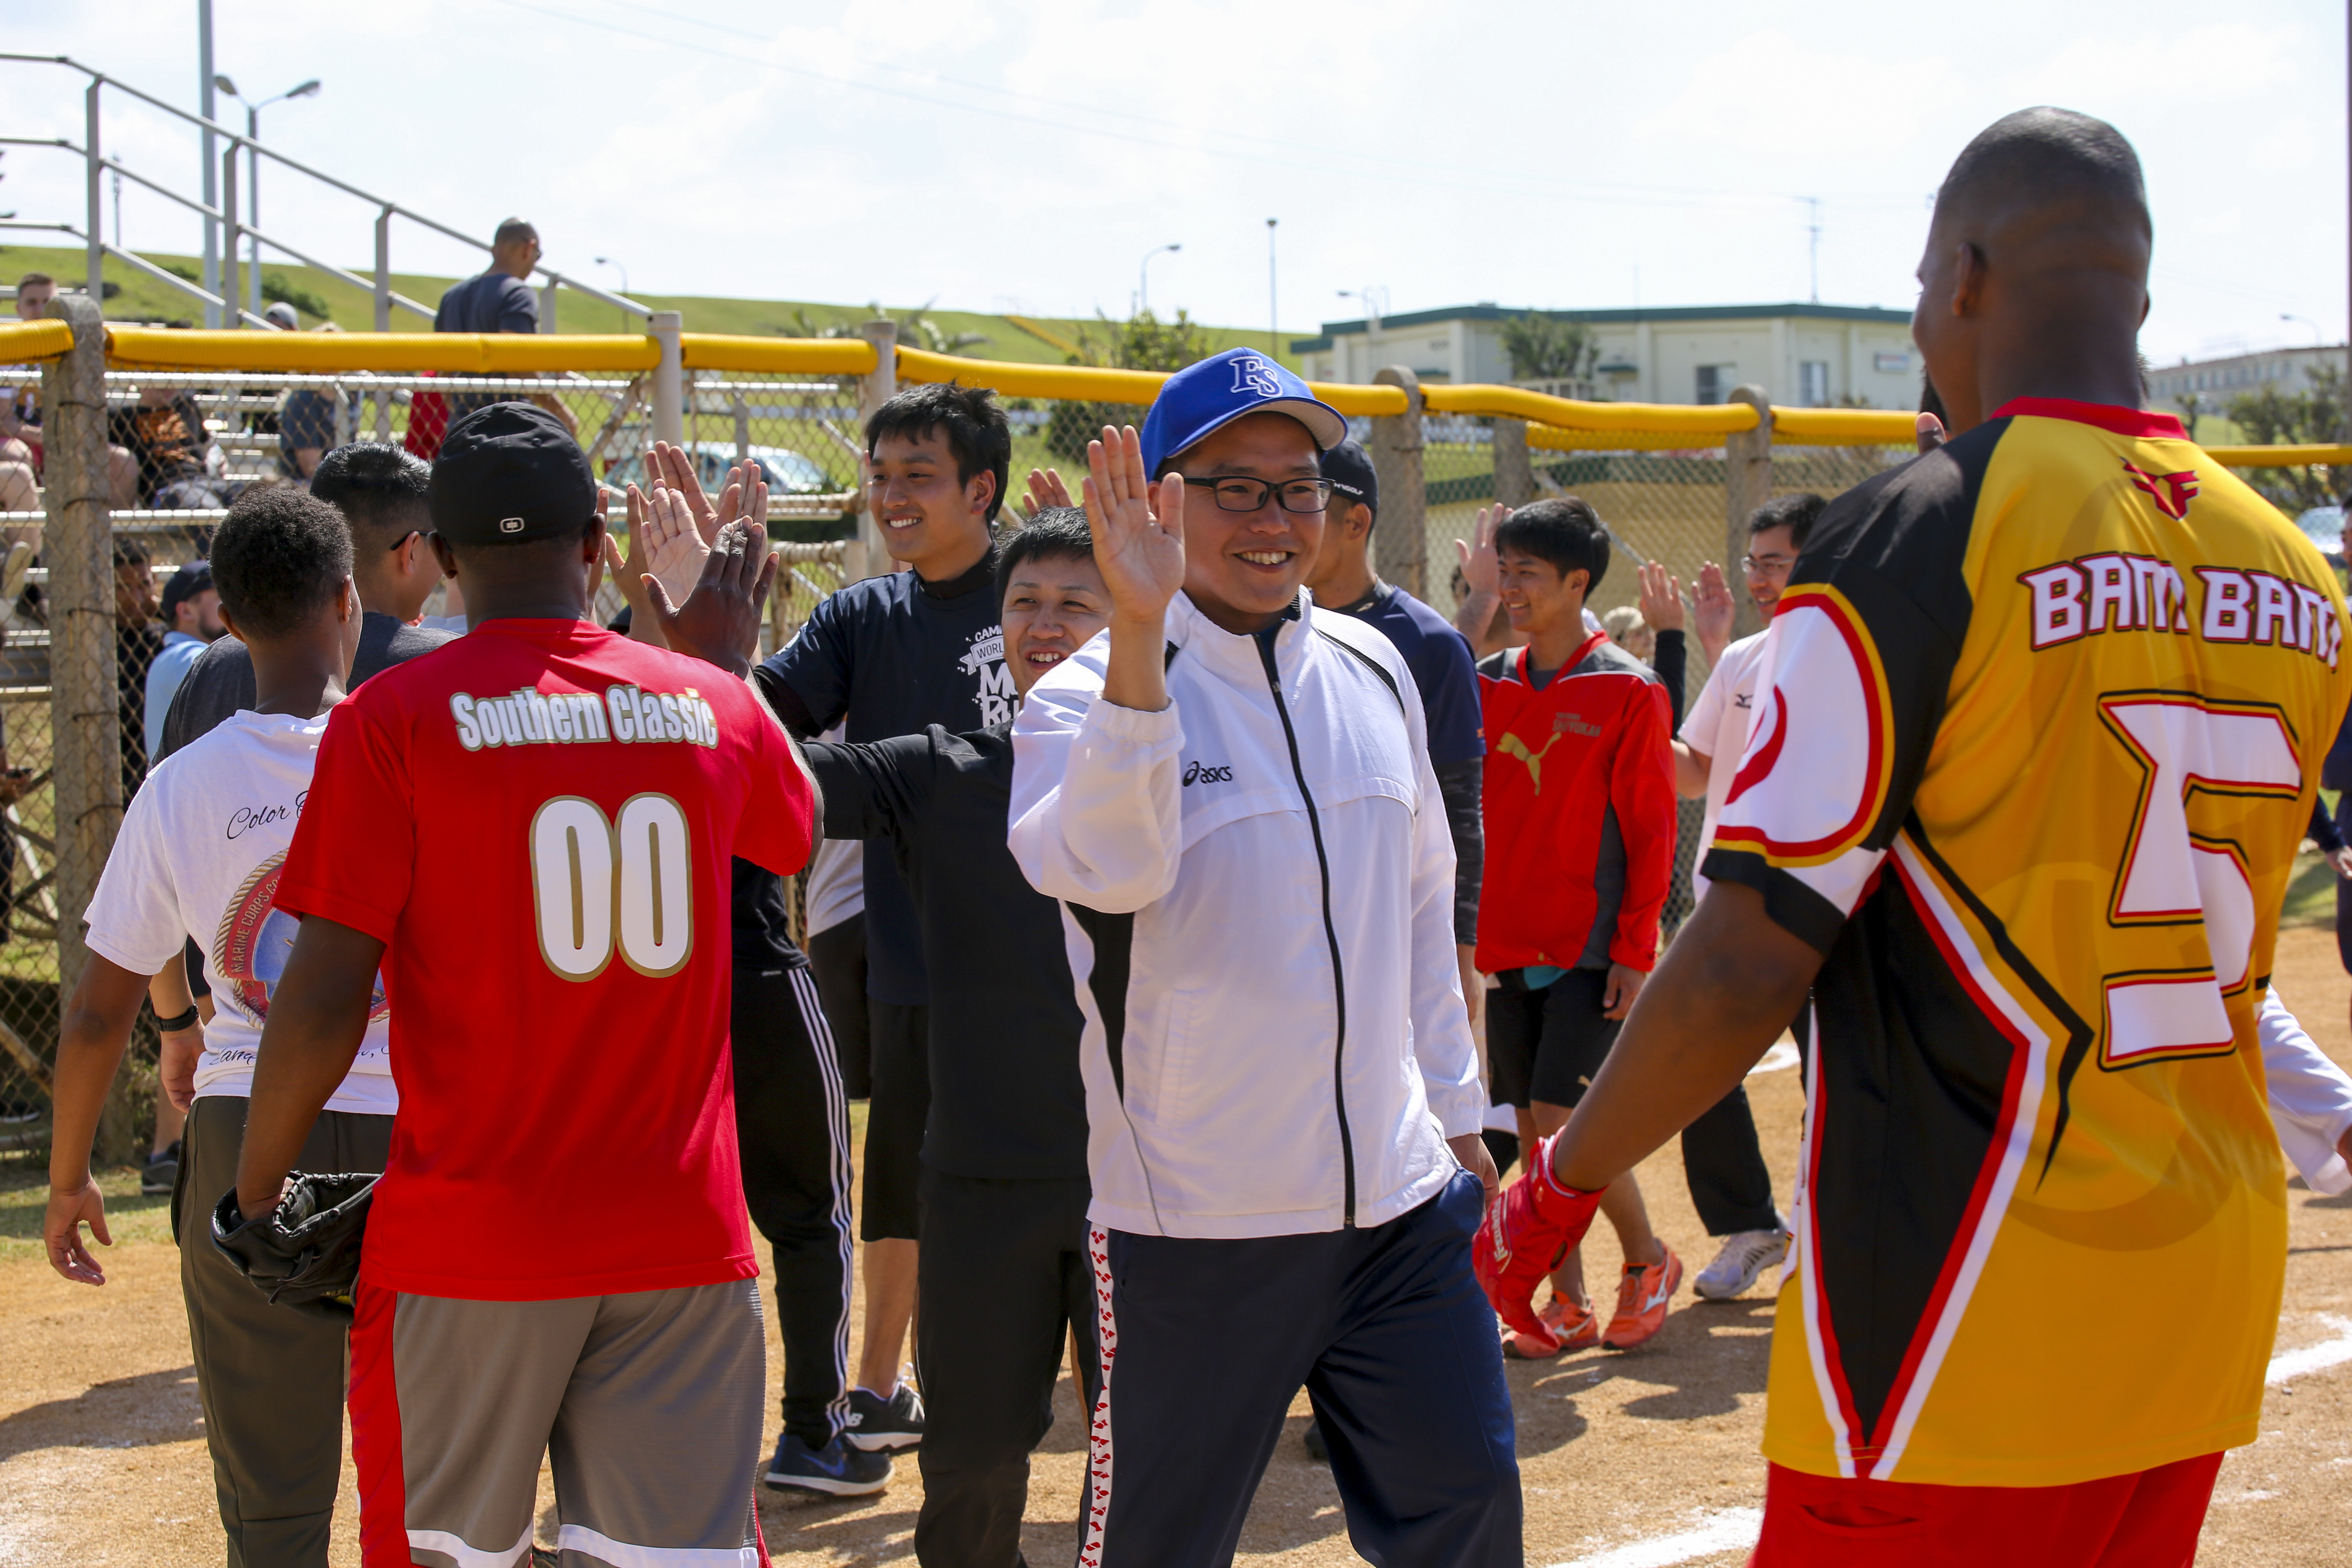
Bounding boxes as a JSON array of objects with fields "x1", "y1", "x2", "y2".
[
  {"x1": 41, "y1": 953, "x2": 157, "y2": 1284},
  {"x1": 1549, "y1": 880, "x2": 1822, "y2": 1191},
  {"x1": 232, "y1": 915, "x2": 385, "y2": 1221}
]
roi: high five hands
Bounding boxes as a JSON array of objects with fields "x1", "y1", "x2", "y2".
[{"x1": 1082, "y1": 425, "x2": 1184, "y2": 713}]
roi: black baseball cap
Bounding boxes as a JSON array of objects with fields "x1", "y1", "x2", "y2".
[
  {"x1": 159, "y1": 560, "x2": 213, "y2": 626},
  {"x1": 427, "y1": 402, "x2": 598, "y2": 547},
  {"x1": 1320, "y1": 438, "x2": 1377, "y2": 517}
]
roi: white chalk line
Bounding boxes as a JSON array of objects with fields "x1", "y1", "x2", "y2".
[
  {"x1": 1747, "y1": 1042, "x2": 1800, "y2": 1076},
  {"x1": 1548, "y1": 1507, "x2": 1764, "y2": 1568},
  {"x1": 2268, "y1": 1314, "x2": 2352, "y2": 1385}
]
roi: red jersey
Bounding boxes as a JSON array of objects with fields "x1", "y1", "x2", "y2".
[
  {"x1": 1476, "y1": 633, "x2": 1675, "y2": 973},
  {"x1": 276, "y1": 619, "x2": 813, "y2": 1301}
]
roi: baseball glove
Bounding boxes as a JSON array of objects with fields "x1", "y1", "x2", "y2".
[
  {"x1": 211, "y1": 1172, "x2": 379, "y2": 1321},
  {"x1": 1473, "y1": 1131, "x2": 1604, "y2": 1354}
]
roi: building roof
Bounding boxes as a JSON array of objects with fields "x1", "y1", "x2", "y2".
[{"x1": 1290, "y1": 301, "x2": 1915, "y2": 354}]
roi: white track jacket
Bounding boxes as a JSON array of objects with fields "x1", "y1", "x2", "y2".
[{"x1": 1010, "y1": 590, "x2": 1483, "y2": 1240}]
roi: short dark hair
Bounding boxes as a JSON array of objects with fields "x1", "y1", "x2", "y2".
[
  {"x1": 17, "y1": 272, "x2": 53, "y2": 291},
  {"x1": 211, "y1": 486, "x2": 353, "y2": 639},
  {"x1": 492, "y1": 218, "x2": 538, "y2": 247},
  {"x1": 996, "y1": 508, "x2": 1095, "y2": 601},
  {"x1": 1936, "y1": 107, "x2": 2148, "y2": 234},
  {"x1": 866, "y1": 383, "x2": 1011, "y2": 523},
  {"x1": 1750, "y1": 492, "x2": 1826, "y2": 552},
  {"x1": 1494, "y1": 497, "x2": 1610, "y2": 592},
  {"x1": 111, "y1": 535, "x2": 151, "y2": 568},
  {"x1": 312, "y1": 442, "x2": 432, "y2": 550}
]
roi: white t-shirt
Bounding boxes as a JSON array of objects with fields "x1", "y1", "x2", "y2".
[
  {"x1": 1678, "y1": 629, "x2": 1771, "y2": 903},
  {"x1": 83, "y1": 710, "x2": 394, "y2": 1114},
  {"x1": 415, "y1": 613, "x2": 469, "y2": 636},
  {"x1": 2260, "y1": 987, "x2": 2352, "y2": 1196}
]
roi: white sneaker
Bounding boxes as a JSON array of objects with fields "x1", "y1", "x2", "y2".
[{"x1": 1693, "y1": 1227, "x2": 1792, "y2": 1300}]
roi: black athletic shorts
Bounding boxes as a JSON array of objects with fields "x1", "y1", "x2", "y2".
[{"x1": 1486, "y1": 967, "x2": 1619, "y2": 1110}]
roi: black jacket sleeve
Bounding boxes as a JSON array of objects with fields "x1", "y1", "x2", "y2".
[
  {"x1": 752, "y1": 664, "x2": 822, "y2": 739},
  {"x1": 1434, "y1": 757, "x2": 1482, "y2": 948},
  {"x1": 804, "y1": 733, "x2": 940, "y2": 844},
  {"x1": 1651, "y1": 628, "x2": 1687, "y2": 733}
]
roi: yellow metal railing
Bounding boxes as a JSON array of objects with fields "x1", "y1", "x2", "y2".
[{"x1": 3, "y1": 318, "x2": 2345, "y2": 471}]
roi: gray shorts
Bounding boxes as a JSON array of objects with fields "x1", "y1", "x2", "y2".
[{"x1": 349, "y1": 1277, "x2": 769, "y2": 1568}]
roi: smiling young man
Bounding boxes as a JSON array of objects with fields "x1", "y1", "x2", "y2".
[
  {"x1": 803, "y1": 508, "x2": 1105, "y2": 1567},
  {"x1": 1480, "y1": 109, "x2": 2350, "y2": 1565},
  {"x1": 1476, "y1": 498, "x2": 1679, "y2": 1356},
  {"x1": 1010, "y1": 350, "x2": 1514, "y2": 1567},
  {"x1": 749, "y1": 381, "x2": 1014, "y2": 1453}
]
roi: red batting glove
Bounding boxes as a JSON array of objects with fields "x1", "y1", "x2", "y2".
[{"x1": 1473, "y1": 1131, "x2": 1605, "y2": 1353}]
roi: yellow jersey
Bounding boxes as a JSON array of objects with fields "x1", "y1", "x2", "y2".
[{"x1": 1707, "y1": 397, "x2": 2352, "y2": 1487}]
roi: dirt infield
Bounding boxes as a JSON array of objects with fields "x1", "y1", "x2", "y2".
[{"x1": 4, "y1": 924, "x2": 2351, "y2": 1566}]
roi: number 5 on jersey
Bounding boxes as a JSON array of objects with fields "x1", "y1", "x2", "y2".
[
  {"x1": 530, "y1": 794, "x2": 694, "y2": 980},
  {"x1": 2100, "y1": 693, "x2": 2301, "y2": 1065}
]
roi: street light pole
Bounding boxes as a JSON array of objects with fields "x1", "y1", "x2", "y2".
[
  {"x1": 1266, "y1": 218, "x2": 1278, "y2": 358},
  {"x1": 1138, "y1": 243, "x2": 1180, "y2": 317},
  {"x1": 199, "y1": 0, "x2": 219, "y2": 326}
]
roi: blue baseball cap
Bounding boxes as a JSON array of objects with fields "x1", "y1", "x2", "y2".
[{"x1": 1140, "y1": 347, "x2": 1347, "y2": 474}]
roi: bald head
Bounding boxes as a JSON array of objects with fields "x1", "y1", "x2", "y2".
[{"x1": 1912, "y1": 108, "x2": 2152, "y2": 434}]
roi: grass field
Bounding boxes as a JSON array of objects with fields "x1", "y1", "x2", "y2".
[
  {"x1": 0, "y1": 243, "x2": 1304, "y2": 369},
  {"x1": 4, "y1": 922, "x2": 2352, "y2": 1565}
]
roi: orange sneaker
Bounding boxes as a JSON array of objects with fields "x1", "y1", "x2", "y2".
[
  {"x1": 1503, "y1": 1294, "x2": 1600, "y2": 1359},
  {"x1": 1601, "y1": 1246, "x2": 1683, "y2": 1350}
]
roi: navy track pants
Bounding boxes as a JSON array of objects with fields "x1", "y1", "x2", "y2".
[{"x1": 1081, "y1": 1169, "x2": 1521, "y2": 1568}]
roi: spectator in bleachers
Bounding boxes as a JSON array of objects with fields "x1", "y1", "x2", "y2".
[
  {"x1": 143, "y1": 561, "x2": 225, "y2": 763},
  {"x1": 278, "y1": 327, "x2": 360, "y2": 483},
  {"x1": 113, "y1": 538, "x2": 167, "y2": 799},
  {"x1": 107, "y1": 385, "x2": 225, "y2": 510},
  {"x1": 263, "y1": 301, "x2": 300, "y2": 331},
  {"x1": 432, "y1": 217, "x2": 579, "y2": 437}
]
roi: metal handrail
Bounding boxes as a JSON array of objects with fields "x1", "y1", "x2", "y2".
[{"x1": 0, "y1": 52, "x2": 653, "y2": 320}]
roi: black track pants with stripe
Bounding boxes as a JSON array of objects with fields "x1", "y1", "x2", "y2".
[
  {"x1": 914, "y1": 1169, "x2": 1100, "y2": 1568},
  {"x1": 1082, "y1": 1169, "x2": 1521, "y2": 1568},
  {"x1": 732, "y1": 964, "x2": 856, "y2": 1451}
]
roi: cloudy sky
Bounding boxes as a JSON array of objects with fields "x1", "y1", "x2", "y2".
[{"x1": 5, "y1": 0, "x2": 2341, "y2": 366}]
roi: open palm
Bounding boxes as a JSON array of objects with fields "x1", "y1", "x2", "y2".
[{"x1": 1082, "y1": 425, "x2": 1185, "y2": 623}]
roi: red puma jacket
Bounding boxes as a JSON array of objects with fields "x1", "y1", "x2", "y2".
[{"x1": 1476, "y1": 632, "x2": 1676, "y2": 973}]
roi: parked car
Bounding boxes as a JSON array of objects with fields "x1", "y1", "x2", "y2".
[{"x1": 600, "y1": 441, "x2": 839, "y2": 499}]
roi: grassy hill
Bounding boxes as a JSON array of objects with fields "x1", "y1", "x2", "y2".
[{"x1": 0, "y1": 243, "x2": 1303, "y2": 369}]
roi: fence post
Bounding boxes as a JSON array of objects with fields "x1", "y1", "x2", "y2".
[
  {"x1": 649, "y1": 310, "x2": 684, "y2": 448},
  {"x1": 1493, "y1": 417, "x2": 1535, "y2": 508},
  {"x1": 373, "y1": 207, "x2": 392, "y2": 334},
  {"x1": 84, "y1": 81, "x2": 103, "y2": 315},
  {"x1": 42, "y1": 294, "x2": 130, "y2": 1158},
  {"x1": 854, "y1": 319, "x2": 898, "y2": 581},
  {"x1": 220, "y1": 145, "x2": 241, "y2": 327},
  {"x1": 1725, "y1": 385, "x2": 1774, "y2": 642},
  {"x1": 1370, "y1": 365, "x2": 1425, "y2": 598},
  {"x1": 540, "y1": 280, "x2": 559, "y2": 334}
]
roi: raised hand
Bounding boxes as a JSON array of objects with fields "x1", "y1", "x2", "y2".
[
  {"x1": 650, "y1": 512, "x2": 779, "y2": 679},
  {"x1": 1915, "y1": 411, "x2": 1948, "y2": 456},
  {"x1": 1023, "y1": 466, "x2": 1075, "y2": 519},
  {"x1": 637, "y1": 478, "x2": 717, "y2": 609},
  {"x1": 1082, "y1": 425, "x2": 1185, "y2": 626},
  {"x1": 1457, "y1": 504, "x2": 1506, "y2": 599},
  {"x1": 1692, "y1": 560, "x2": 1736, "y2": 665},
  {"x1": 647, "y1": 441, "x2": 726, "y2": 546},
  {"x1": 1637, "y1": 560, "x2": 1685, "y2": 634}
]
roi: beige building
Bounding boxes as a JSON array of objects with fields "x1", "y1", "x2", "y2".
[
  {"x1": 2147, "y1": 345, "x2": 2348, "y2": 415},
  {"x1": 1292, "y1": 302, "x2": 1922, "y2": 408}
]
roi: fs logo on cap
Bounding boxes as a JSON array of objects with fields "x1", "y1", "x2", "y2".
[{"x1": 1229, "y1": 356, "x2": 1283, "y2": 399}]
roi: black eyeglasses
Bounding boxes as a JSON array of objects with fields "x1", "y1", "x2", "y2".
[{"x1": 1180, "y1": 476, "x2": 1333, "y2": 514}]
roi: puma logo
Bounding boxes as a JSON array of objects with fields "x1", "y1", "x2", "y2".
[{"x1": 1498, "y1": 732, "x2": 1561, "y2": 793}]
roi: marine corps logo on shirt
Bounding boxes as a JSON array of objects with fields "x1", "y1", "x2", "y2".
[{"x1": 216, "y1": 853, "x2": 390, "y2": 1029}]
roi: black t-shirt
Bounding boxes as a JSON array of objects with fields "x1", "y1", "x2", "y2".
[
  {"x1": 753, "y1": 542, "x2": 1008, "y2": 1006},
  {"x1": 807, "y1": 722, "x2": 1086, "y2": 1178},
  {"x1": 154, "y1": 611, "x2": 454, "y2": 762}
]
